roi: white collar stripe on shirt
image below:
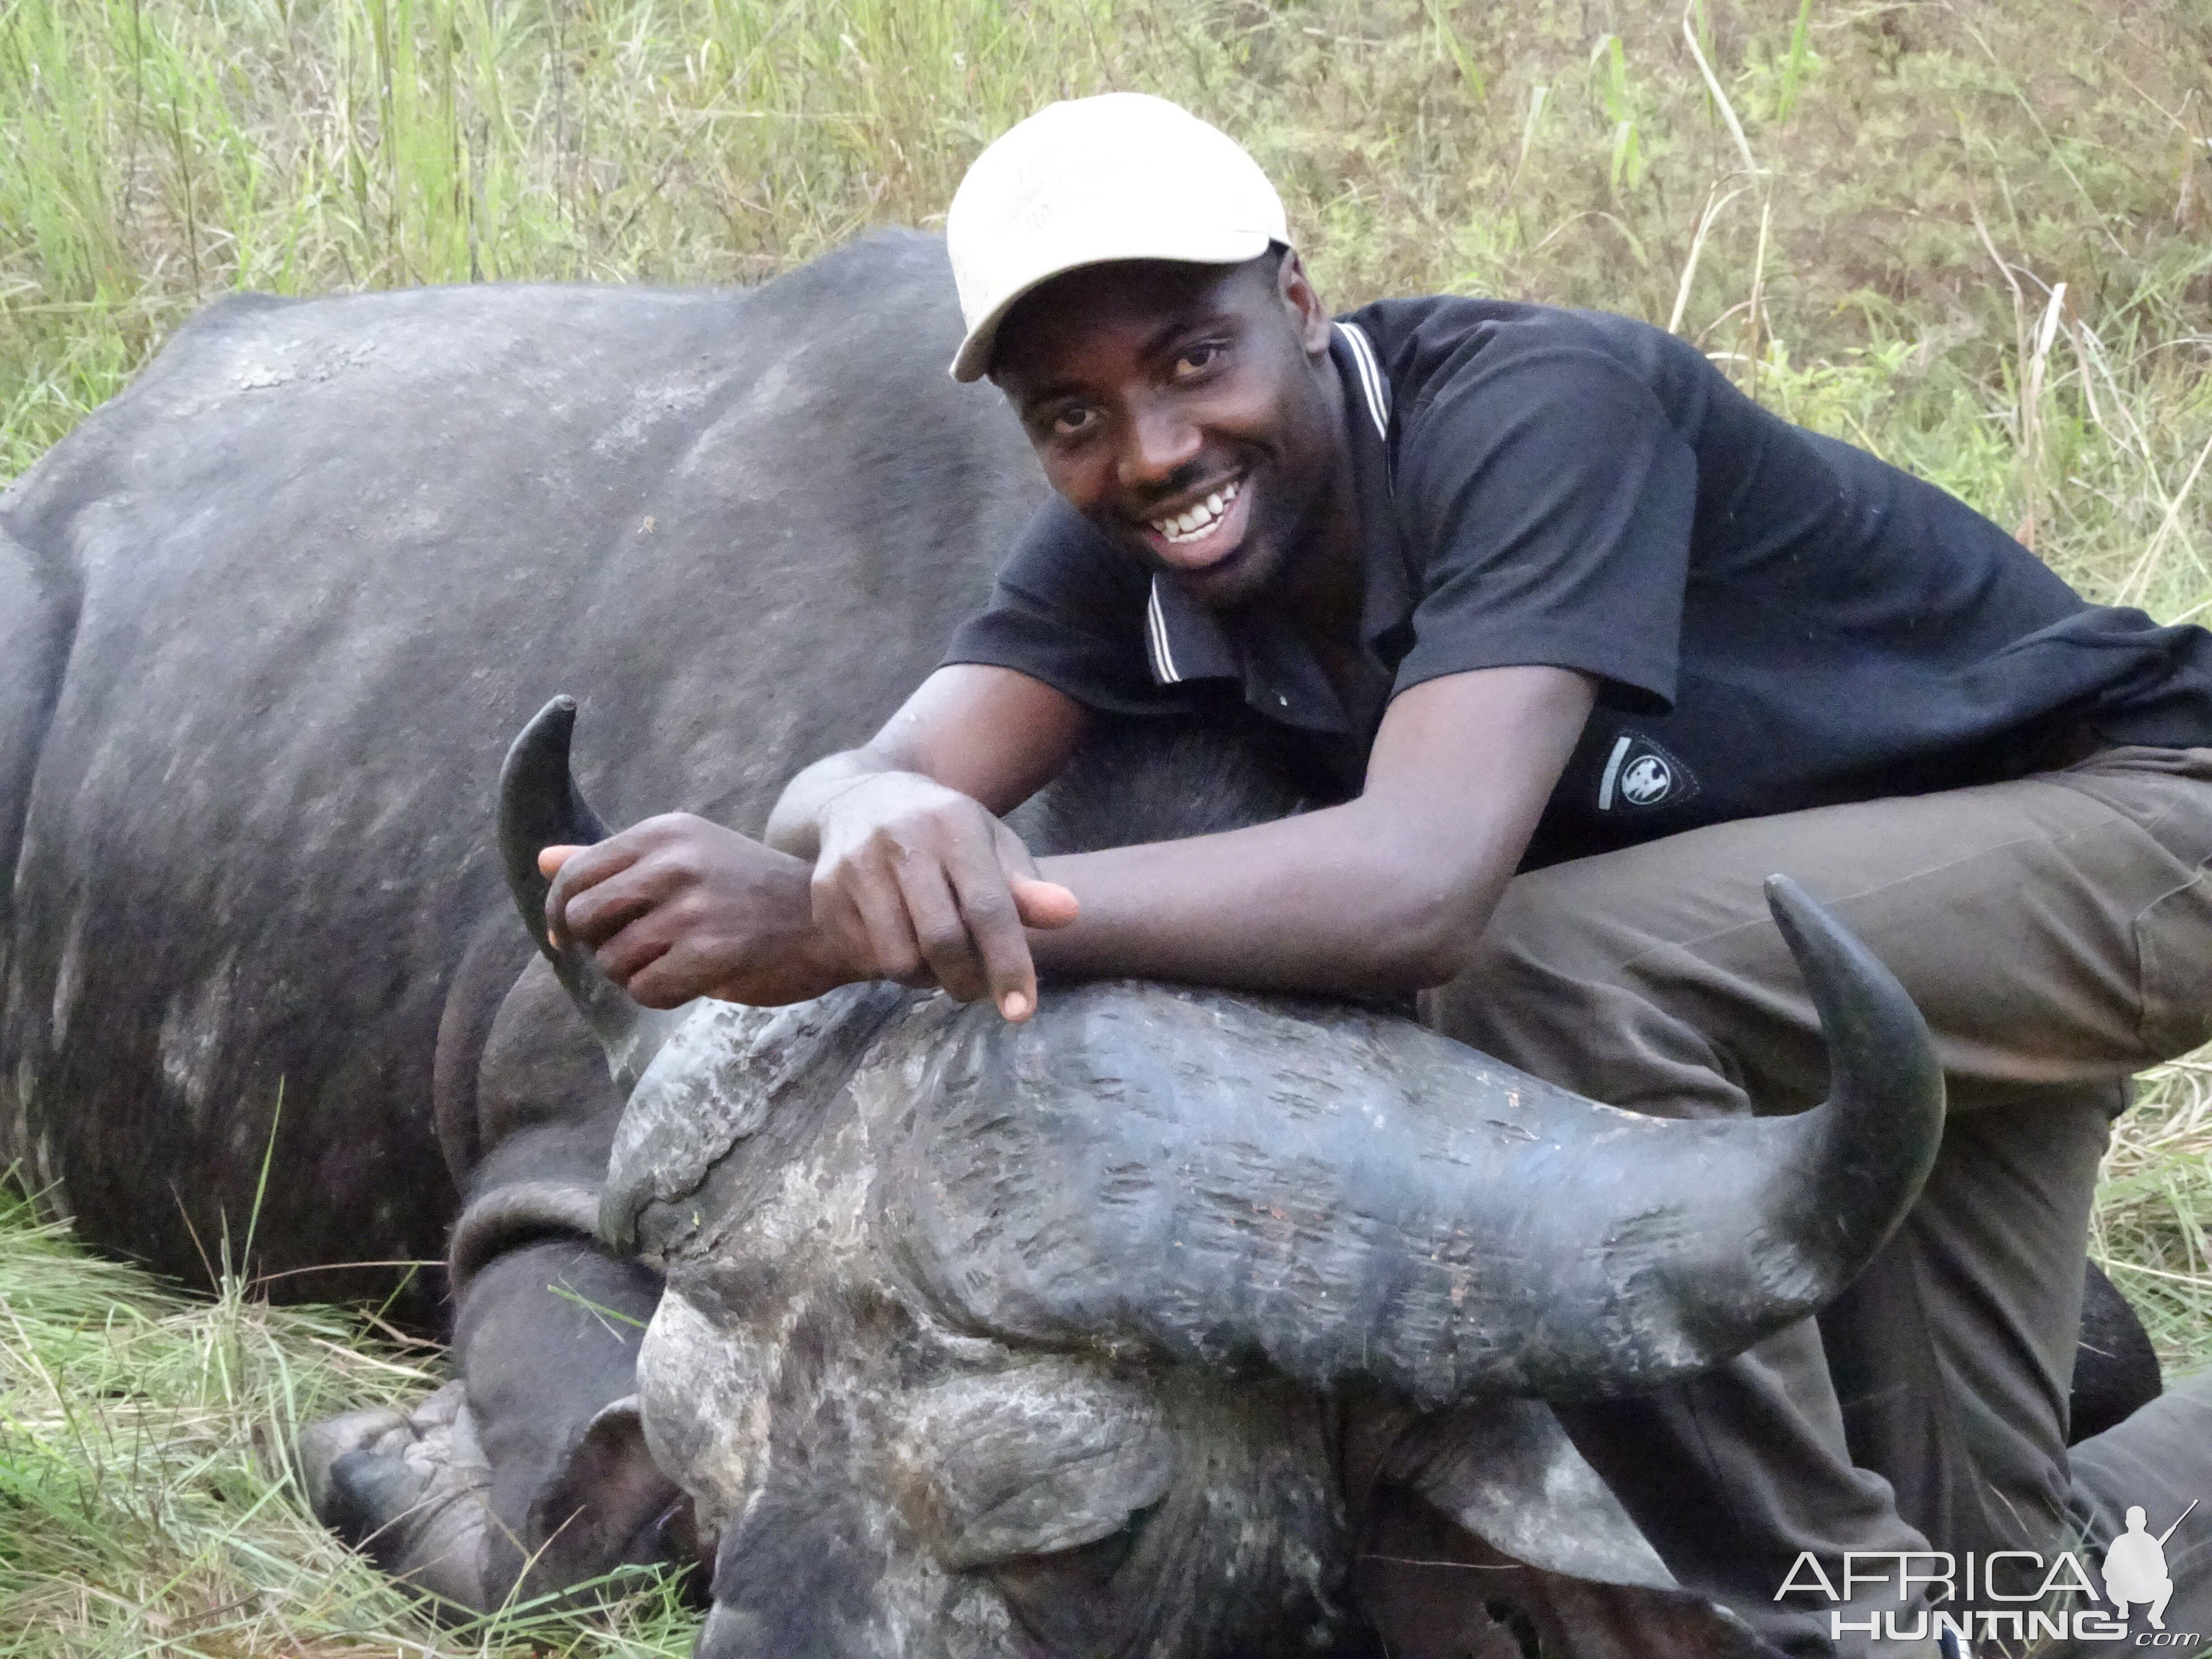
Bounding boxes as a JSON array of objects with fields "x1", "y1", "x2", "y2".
[
  {"x1": 1145, "y1": 580, "x2": 1183, "y2": 683},
  {"x1": 1335, "y1": 320, "x2": 1391, "y2": 440}
]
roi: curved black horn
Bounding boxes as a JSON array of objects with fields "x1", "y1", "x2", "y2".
[
  {"x1": 891, "y1": 877, "x2": 1944, "y2": 1403},
  {"x1": 497, "y1": 698, "x2": 682, "y2": 1093},
  {"x1": 1749, "y1": 873, "x2": 1945, "y2": 1291}
]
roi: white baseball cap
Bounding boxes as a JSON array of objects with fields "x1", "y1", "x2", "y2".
[{"x1": 944, "y1": 93, "x2": 1290, "y2": 383}]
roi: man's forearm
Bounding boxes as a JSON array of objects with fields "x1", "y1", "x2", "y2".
[
  {"x1": 754, "y1": 667, "x2": 1584, "y2": 1013},
  {"x1": 1026, "y1": 795, "x2": 1515, "y2": 997},
  {"x1": 769, "y1": 666, "x2": 1086, "y2": 863},
  {"x1": 772, "y1": 752, "x2": 1493, "y2": 998},
  {"x1": 1023, "y1": 668, "x2": 1594, "y2": 997}
]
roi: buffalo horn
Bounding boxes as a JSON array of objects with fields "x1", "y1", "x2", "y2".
[
  {"x1": 896, "y1": 877, "x2": 1945, "y2": 1402},
  {"x1": 497, "y1": 698, "x2": 683, "y2": 1093}
]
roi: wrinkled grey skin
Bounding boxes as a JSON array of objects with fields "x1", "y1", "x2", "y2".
[
  {"x1": 619, "y1": 984, "x2": 1766, "y2": 1658},
  {"x1": 0, "y1": 232, "x2": 1036, "y2": 1293}
]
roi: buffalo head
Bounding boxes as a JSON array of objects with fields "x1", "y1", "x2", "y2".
[{"x1": 497, "y1": 698, "x2": 1944, "y2": 1657}]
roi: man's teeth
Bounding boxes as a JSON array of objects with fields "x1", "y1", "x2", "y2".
[{"x1": 1152, "y1": 478, "x2": 1241, "y2": 544}]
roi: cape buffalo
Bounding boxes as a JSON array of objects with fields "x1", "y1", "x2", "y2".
[{"x1": 0, "y1": 232, "x2": 2158, "y2": 1653}]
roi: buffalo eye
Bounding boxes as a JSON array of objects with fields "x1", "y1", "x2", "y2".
[{"x1": 985, "y1": 1503, "x2": 1159, "y2": 1648}]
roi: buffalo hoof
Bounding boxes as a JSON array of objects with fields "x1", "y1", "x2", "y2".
[{"x1": 296, "y1": 1381, "x2": 494, "y2": 1614}]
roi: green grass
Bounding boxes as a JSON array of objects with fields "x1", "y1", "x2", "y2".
[
  {"x1": 0, "y1": 1188, "x2": 700, "y2": 1655},
  {"x1": 3, "y1": 0, "x2": 2212, "y2": 1651},
  {"x1": 2093, "y1": 1056, "x2": 2212, "y2": 1375}
]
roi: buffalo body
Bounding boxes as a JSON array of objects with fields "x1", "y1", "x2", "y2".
[{"x1": 0, "y1": 233, "x2": 1040, "y2": 1299}]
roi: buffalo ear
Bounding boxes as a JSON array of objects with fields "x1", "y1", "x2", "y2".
[
  {"x1": 529, "y1": 1395, "x2": 697, "y2": 1589},
  {"x1": 1385, "y1": 1399, "x2": 1676, "y2": 1593}
]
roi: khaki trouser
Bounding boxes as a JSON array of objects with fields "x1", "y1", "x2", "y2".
[{"x1": 1426, "y1": 746, "x2": 2212, "y2": 1659}]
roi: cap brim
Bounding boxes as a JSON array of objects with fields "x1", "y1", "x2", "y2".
[{"x1": 949, "y1": 229, "x2": 1277, "y2": 383}]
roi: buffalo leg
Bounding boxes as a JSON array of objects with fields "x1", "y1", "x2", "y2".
[{"x1": 2069, "y1": 1258, "x2": 2162, "y2": 1443}]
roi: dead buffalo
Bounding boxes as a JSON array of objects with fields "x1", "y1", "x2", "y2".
[{"x1": 0, "y1": 233, "x2": 2157, "y2": 1651}]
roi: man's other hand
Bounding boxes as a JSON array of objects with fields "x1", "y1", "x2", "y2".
[
  {"x1": 539, "y1": 815, "x2": 853, "y2": 1011},
  {"x1": 810, "y1": 772, "x2": 1078, "y2": 1022}
]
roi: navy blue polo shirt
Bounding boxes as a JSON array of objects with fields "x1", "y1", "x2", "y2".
[{"x1": 942, "y1": 298, "x2": 2212, "y2": 866}]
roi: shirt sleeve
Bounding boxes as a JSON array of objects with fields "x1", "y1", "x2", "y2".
[
  {"x1": 937, "y1": 497, "x2": 1173, "y2": 715},
  {"x1": 1389, "y1": 339, "x2": 1696, "y2": 713}
]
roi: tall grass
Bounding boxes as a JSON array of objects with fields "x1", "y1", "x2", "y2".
[
  {"x1": 6, "y1": 0, "x2": 2211, "y2": 505},
  {"x1": 3, "y1": 0, "x2": 2212, "y2": 1652}
]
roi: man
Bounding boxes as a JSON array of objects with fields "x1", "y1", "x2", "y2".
[{"x1": 546, "y1": 94, "x2": 2212, "y2": 1656}]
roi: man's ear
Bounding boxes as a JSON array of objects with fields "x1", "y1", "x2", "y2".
[{"x1": 1277, "y1": 249, "x2": 1334, "y2": 357}]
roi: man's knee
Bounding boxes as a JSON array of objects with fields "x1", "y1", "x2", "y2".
[
  {"x1": 1430, "y1": 875, "x2": 1762, "y2": 1118},
  {"x1": 1427, "y1": 881, "x2": 1623, "y2": 1084}
]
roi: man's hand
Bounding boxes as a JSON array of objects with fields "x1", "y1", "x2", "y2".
[
  {"x1": 810, "y1": 772, "x2": 1079, "y2": 1021},
  {"x1": 540, "y1": 814, "x2": 854, "y2": 1010},
  {"x1": 538, "y1": 792, "x2": 1078, "y2": 1018}
]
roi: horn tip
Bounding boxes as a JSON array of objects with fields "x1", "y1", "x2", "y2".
[
  {"x1": 1762, "y1": 873, "x2": 1823, "y2": 952},
  {"x1": 523, "y1": 693, "x2": 579, "y2": 745},
  {"x1": 498, "y1": 695, "x2": 593, "y2": 964},
  {"x1": 502, "y1": 696, "x2": 582, "y2": 787}
]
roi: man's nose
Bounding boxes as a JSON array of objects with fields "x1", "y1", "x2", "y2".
[{"x1": 1119, "y1": 397, "x2": 1202, "y2": 490}]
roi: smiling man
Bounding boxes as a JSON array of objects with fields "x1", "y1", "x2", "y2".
[{"x1": 545, "y1": 95, "x2": 2212, "y2": 1656}]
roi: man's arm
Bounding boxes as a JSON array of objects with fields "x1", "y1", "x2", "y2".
[
  {"x1": 1027, "y1": 664, "x2": 1592, "y2": 992},
  {"x1": 766, "y1": 665, "x2": 1088, "y2": 1016},
  {"x1": 545, "y1": 661, "x2": 1591, "y2": 1012},
  {"x1": 764, "y1": 664, "x2": 1087, "y2": 856}
]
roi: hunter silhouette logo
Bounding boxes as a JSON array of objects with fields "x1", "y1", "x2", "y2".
[{"x1": 2103, "y1": 1500, "x2": 2196, "y2": 1631}]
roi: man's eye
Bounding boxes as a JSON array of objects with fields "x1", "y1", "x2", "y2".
[
  {"x1": 1172, "y1": 342, "x2": 1223, "y2": 378},
  {"x1": 1050, "y1": 406, "x2": 1098, "y2": 438}
]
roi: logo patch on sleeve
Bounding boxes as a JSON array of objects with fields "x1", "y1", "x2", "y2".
[{"x1": 1597, "y1": 733, "x2": 1698, "y2": 811}]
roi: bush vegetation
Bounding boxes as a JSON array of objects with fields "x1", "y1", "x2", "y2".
[{"x1": 2, "y1": 0, "x2": 2209, "y2": 1652}]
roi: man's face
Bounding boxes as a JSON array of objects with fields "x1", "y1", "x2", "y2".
[{"x1": 991, "y1": 253, "x2": 1345, "y2": 612}]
